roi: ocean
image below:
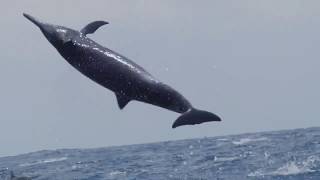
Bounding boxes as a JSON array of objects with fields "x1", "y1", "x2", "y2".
[{"x1": 1, "y1": 127, "x2": 320, "y2": 180}]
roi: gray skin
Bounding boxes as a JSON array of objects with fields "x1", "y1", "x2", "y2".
[{"x1": 23, "y1": 13, "x2": 221, "y2": 128}]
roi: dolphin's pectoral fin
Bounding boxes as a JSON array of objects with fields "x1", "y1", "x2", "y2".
[
  {"x1": 80, "y1": 21, "x2": 109, "y2": 35},
  {"x1": 115, "y1": 93, "x2": 131, "y2": 110}
]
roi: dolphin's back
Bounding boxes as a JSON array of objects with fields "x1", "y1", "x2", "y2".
[{"x1": 61, "y1": 37, "x2": 157, "y2": 90}]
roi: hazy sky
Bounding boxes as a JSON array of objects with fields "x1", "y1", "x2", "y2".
[{"x1": 1, "y1": 0, "x2": 320, "y2": 157}]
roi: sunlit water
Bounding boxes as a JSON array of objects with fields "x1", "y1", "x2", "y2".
[{"x1": 1, "y1": 127, "x2": 320, "y2": 180}]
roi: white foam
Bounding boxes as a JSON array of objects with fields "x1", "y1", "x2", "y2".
[
  {"x1": 271, "y1": 156, "x2": 319, "y2": 176},
  {"x1": 214, "y1": 156, "x2": 240, "y2": 162},
  {"x1": 248, "y1": 170, "x2": 264, "y2": 177},
  {"x1": 110, "y1": 170, "x2": 126, "y2": 176},
  {"x1": 248, "y1": 156, "x2": 319, "y2": 177},
  {"x1": 271, "y1": 161, "x2": 314, "y2": 175},
  {"x1": 19, "y1": 157, "x2": 68, "y2": 167},
  {"x1": 232, "y1": 137, "x2": 268, "y2": 145}
]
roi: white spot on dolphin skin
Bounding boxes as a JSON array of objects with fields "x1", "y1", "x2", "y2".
[
  {"x1": 56, "y1": 29, "x2": 67, "y2": 33},
  {"x1": 78, "y1": 43, "x2": 90, "y2": 48},
  {"x1": 102, "y1": 51, "x2": 142, "y2": 73},
  {"x1": 93, "y1": 47, "x2": 101, "y2": 52}
]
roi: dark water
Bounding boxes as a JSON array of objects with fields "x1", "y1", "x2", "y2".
[{"x1": 1, "y1": 127, "x2": 320, "y2": 180}]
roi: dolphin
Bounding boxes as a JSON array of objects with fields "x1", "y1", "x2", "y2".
[{"x1": 23, "y1": 13, "x2": 221, "y2": 128}]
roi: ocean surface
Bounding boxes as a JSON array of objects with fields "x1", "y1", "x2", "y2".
[{"x1": 1, "y1": 127, "x2": 320, "y2": 180}]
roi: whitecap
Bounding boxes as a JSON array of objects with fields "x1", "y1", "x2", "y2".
[
  {"x1": 214, "y1": 156, "x2": 240, "y2": 162},
  {"x1": 232, "y1": 137, "x2": 268, "y2": 145},
  {"x1": 270, "y1": 161, "x2": 314, "y2": 176},
  {"x1": 19, "y1": 157, "x2": 68, "y2": 167},
  {"x1": 248, "y1": 170, "x2": 264, "y2": 177},
  {"x1": 248, "y1": 156, "x2": 320, "y2": 177},
  {"x1": 109, "y1": 170, "x2": 126, "y2": 176},
  {"x1": 271, "y1": 156, "x2": 319, "y2": 176}
]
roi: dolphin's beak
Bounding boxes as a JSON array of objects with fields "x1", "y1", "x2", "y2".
[{"x1": 23, "y1": 13, "x2": 43, "y2": 28}]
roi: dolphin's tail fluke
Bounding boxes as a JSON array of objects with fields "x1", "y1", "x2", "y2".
[{"x1": 172, "y1": 108, "x2": 221, "y2": 128}]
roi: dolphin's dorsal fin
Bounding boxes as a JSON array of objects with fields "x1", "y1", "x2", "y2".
[
  {"x1": 115, "y1": 93, "x2": 131, "y2": 110},
  {"x1": 80, "y1": 21, "x2": 109, "y2": 35}
]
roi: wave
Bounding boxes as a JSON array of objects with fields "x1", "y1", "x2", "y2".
[
  {"x1": 248, "y1": 155, "x2": 320, "y2": 177},
  {"x1": 19, "y1": 157, "x2": 68, "y2": 167},
  {"x1": 232, "y1": 137, "x2": 268, "y2": 145}
]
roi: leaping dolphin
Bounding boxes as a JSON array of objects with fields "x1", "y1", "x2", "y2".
[{"x1": 23, "y1": 13, "x2": 221, "y2": 128}]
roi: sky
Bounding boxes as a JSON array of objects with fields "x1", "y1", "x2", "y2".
[{"x1": 1, "y1": 0, "x2": 320, "y2": 157}]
